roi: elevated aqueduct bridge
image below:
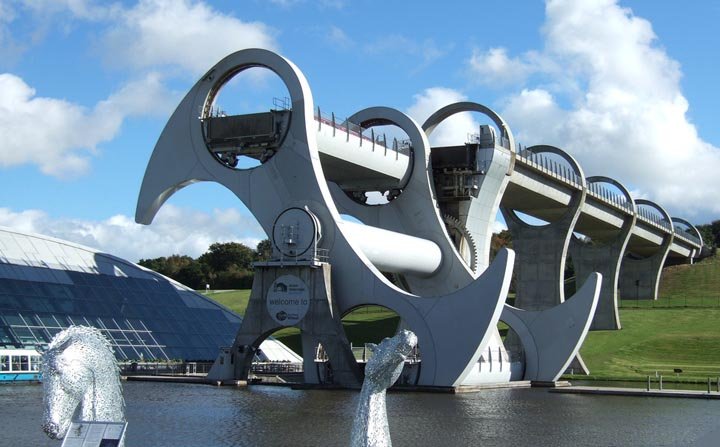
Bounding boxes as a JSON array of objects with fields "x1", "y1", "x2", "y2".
[
  {"x1": 203, "y1": 96, "x2": 703, "y2": 331},
  {"x1": 137, "y1": 49, "x2": 705, "y2": 388}
]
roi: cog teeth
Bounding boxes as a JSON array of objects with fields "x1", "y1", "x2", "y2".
[{"x1": 442, "y1": 214, "x2": 479, "y2": 273}]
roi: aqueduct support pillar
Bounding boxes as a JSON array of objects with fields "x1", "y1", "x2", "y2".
[
  {"x1": 569, "y1": 176, "x2": 636, "y2": 330},
  {"x1": 619, "y1": 200, "x2": 674, "y2": 301},
  {"x1": 500, "y1": 146, "x2": 587, "y2": 311},
  {"x1": 208, "y1": 263, "x2": 362, "y2": 387}
]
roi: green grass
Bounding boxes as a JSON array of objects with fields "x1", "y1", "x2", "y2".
[
  {"x1": 578, "y1": 308, "x2": 720, "y2": 381},
  {"x1": 203, "y1": 289, "x2": 251, "y2": 314},
  {"x1": 576, "y1": 254, "x2": 720, "y2": 381}
]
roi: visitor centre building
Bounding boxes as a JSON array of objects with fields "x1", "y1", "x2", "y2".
[{"x1": 0, "y1": 226, "x2": 296, "y2": 363}]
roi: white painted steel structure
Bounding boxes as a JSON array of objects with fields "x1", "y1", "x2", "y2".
[{"x1": 136, "y1": 49, "x2": 702, "y2": 387}]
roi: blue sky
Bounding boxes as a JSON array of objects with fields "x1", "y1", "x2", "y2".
[{"x1": 1, "y1": 0, "x2": 719, "y2": 262}]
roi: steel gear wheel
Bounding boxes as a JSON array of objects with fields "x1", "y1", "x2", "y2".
[{"x1": 443, "y1": 214, "x2": 479, "y2": 273}]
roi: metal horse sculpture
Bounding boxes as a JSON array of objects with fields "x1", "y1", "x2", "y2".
[
  {"x1": 351, "y1": 330, "x2": 418, "y2": 447},
  {"x1": 42, "y1": 326, "x2": 125, "y2": 441}
]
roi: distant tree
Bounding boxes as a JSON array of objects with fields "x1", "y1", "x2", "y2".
[
  {"x1": 490, "y1": 229, "x2": 513, "y2": 259},
  {"x1": 138, "y1": 257, "x2": 166, "y2": 273},
  {"x1": 696, "y1": 219, "x2": 719, "y2": 248},
  {"x1": 174, "y1": 261, "x2": 207, "y2": 290},
  {"x1": 198, "y1": 242, "x2": 255, "y2": 272},
  {"x1": 138, "y1": 255, "x2": 195, "y2": 278},
  {"x1": 256, "y1": 239, "x2": 272, "y2": 261}
]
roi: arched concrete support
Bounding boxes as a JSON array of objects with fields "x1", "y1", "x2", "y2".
[
  {"x1": 670, "y1": 217, "x2": 703, "y2": 263},
  {"x1": 208, "y1": 264, "x2": 363, "y2": 387},
  {"x1": 136, "y1": 48, "x2": 516, "y2": 388},
  {"x1": 570, "y1": 176, "x2": 636, "y2": 330},
  {"x1": 420, "y1": 102, "x2": 515, "y2": 273},
  {"x1": 501, "y1": 273, "x2": 601, "y2": 382},
  {"x1": 501, "y1": 145, "x2": 587, "y2": 310},
  {"x1": 619, "y1": 200, "x2": 674, "y2": 300}
]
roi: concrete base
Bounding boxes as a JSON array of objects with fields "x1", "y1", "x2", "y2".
[{"x1": 207, "y1": 263, "x2": 362, "y2": 388}]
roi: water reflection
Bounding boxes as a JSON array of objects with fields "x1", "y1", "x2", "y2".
[{"x1": 1, "y1": 382, "x2": 717, "y2": 446}]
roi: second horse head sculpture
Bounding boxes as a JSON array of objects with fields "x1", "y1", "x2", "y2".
[{"x1": 41, "y1": 325, "x2": 125, "y2": 440}]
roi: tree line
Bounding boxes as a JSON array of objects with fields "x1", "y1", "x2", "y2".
[
  {"x1": 138, "y1": 240, "x2": 272, "y2": 290},
  {"x1": 696, "y1": 220, "x2": 720, "y2": 251}
]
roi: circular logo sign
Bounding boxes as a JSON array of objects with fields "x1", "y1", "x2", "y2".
[{"x1": 266, "y1": 275, "x2": 310, "y2": 326}]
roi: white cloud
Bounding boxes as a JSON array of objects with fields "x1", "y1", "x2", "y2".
[
  {"x1": 22, "y1": 0, "x2": 115, "y2": 21},
  {"x1": 467, "y1": 47, "x2": 539, "y2": 86},
  {"x1": 0, "y1": 205, "x2": 265, "y2": 262},
  {"x1": 0, "y1": 1, "x2": 278, "y2": 179},
  {"x1": 266, "y1": 0, "x2": 301, "y2": 7},
  {"x1": 327, "y1": 25, "x2": 352, "y2": 48},
  {"x1": 406, "y1": 87, "x2": 479, "y2": 147},
  {"x1": 266, "y1": 0, "x2": 345, "y2": 8},
  {"x1": 0, "y1": 72, "x2": 176, "y2": 178},
  {"x1": 476, "y1": 0, "x2": 720, "y2": 220},
  {"x1": 103, "y1": 0, "x2": 278, "y2": 75}
]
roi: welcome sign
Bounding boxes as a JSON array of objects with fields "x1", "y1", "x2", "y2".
[{"x1": 266, "y1": 275, "x2": 310, "y2": 326}]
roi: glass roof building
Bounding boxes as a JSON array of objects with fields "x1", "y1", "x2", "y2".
[{"x1": 0, "y1": 226, "x2": 298, "y2": 362}]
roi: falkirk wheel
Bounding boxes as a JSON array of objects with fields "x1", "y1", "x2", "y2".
[{"x1": 136, "y1": 48, "x2": 601, "y2": 389}]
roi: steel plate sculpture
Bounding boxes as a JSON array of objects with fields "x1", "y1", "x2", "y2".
[
  {"x1": 351, "y1": 330, "x2": 418, "y2": 447},
  {"x1": 42, "y1": 326, "x2": 125, "y2": 442}
]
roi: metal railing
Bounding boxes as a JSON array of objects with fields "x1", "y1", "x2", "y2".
[
  {"x1": 515, "y1": 148, "x2": 583, "y2": 188},
  {"x1": 672, "y1": 229, "x2": 702, "y2": 246},
  {"x1": 585, "y1": 181, "x2": 634, "y2": 212},
  {"x1": 313, "y1": 106, "x2": 412, "y2": 157},
  {"x1": 635, "y1": 206, "x2": 673, "y2": 232},
  {"x1": 251, "y1": 361, "x2": 303, "y2": 374}
]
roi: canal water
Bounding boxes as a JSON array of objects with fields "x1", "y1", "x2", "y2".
[{"x1": 1, "y1": 382, "x2": 717, "y2": 446}]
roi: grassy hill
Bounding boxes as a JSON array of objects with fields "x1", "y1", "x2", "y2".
[
  {"x1": 205, "y1": 254, "x2": 720, "y2": 381},
  {"x1": 577, "y1": 253, "x2": 720, "y2": 381},
  {"x1": 578, "y1": 308, "x2": 720, "y2": 381}
]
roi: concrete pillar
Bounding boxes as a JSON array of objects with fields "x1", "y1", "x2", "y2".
[
  {"x1": 501, "y1": 146, "x2": 587, "y2": 310},
  {"x1": 570, "y1": 176, "x2": 636, "y2": 331},
  {"x1": 619, "y1": 246, "x2": 672, "y2": 300},
  {"x1": 224, "y1": 263, "x2": 362, "y2": 387},
  {"x1": 619, "y1": 200, "x2": 674, "y2": 301},
  {"x1": 571, "y1": 238, "x2": 630, "y2": 330},
  {"x1": 504, "y1": 209, "x2": 579, "y2": 309}
]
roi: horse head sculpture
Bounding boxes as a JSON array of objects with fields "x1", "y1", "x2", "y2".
[
  {"x1": 351, "y1": 329, "x2": 418, "y2": 447},
  {"x1": 42, "y1": 326, "x2": 125, "y2": 440}
]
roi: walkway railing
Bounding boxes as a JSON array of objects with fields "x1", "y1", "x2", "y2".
[
  {"x1": 515, "y1": 148, "x2": 698, "y2": 245},
  {"x1": 585, "y1": 181, "x2": 634, "y2": 213},
  {"x1": 313, "y1": 107, "x2": 411, "y2": 158},
  {"x1": 635, "y1": 206, "x2": 673, "y2": 233},
  {"x1": 515, "y1": 148, "x2": 583, "y2": 188}
]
